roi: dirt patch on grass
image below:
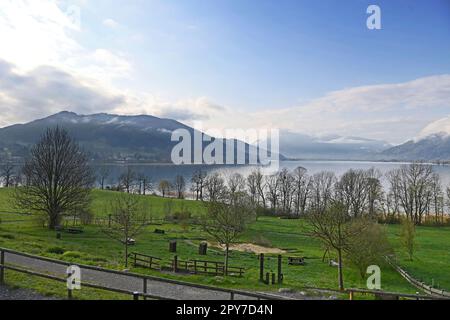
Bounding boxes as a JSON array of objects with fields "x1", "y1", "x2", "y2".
[{"x1": 209, "y1": 242, "x2": 286, "y2": 254}]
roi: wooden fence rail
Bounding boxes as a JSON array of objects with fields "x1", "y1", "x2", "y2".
[
  {"x1": 387, "y1": 259, "x2": 450, "y2": 299},
  {"x1": 129, "y1": 252, "x2": 161, "y2": 270},
  {"x1": 0, "y1": 247, "x2": 288, "y2": 300}
]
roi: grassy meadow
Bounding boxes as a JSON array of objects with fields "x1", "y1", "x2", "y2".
[{"x1": 0, "y1": 188, "x2": 449, "y2": 299}]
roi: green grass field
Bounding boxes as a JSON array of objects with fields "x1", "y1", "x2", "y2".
[{"x1": 0, "y1": 188, "x2": 449, "y2": 299}]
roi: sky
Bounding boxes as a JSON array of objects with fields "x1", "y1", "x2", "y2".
[{"x1": 0, "y1": 0, "x2": 449, "y2": 144}]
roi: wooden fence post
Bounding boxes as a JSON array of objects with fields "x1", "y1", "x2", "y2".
[
  {"x1": 277, "y1": 255, "x2": 282, "y2": 284},
  {"x1": 143, "y1": 278, "x2": 147, "y2": 300},
  {"x1": 259, "y1": 254, "x2": 264, "y2": 282},
  {"x1": 173, "y1": 255, "x2": 178, "y2": 273},
  {"x1": 0, "y1": 249, "x2": 5, "y2": 284},
  {"x1": 230, "y1": 292, "x2": 235, "y2": 300}
]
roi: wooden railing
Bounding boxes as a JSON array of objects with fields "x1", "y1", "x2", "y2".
[
  {"x1": 386, "y1": 258, "x2": 450, "y2": 298},
  {"x1": 129, "y1": 252, "x2": 161, "y2": 270},
  {"x1": 0, "y1": 247, "x2": 287, "y2": 300},
  {"x1": 346, "y1": 288, "x2": 448, "y2": 300}
]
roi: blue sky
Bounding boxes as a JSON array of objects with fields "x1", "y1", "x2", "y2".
[{"x1": 0, "y1": 0, "x2": 449, "y2": 143}]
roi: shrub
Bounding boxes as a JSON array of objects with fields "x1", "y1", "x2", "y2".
[
  {"x1": 0, "y1": 234, "x2": 15, "y2": 240},
  {"x1": 165, "y1": 210, "x2": 192, "y2": 222},
  {"x1": 47, "y1": 246, "x2": 65, "y2": 255}
]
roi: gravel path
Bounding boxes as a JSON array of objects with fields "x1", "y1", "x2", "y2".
[
  {"x1": 4, "y1": 252, "x2": 289, "y2": 300},
  {"x1": 0, "y1": 284, "x2": 59, "y2": 300}
]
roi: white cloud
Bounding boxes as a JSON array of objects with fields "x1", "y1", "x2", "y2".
[
  {"x1": 0, "y1": 0, "x2": 131, "y2": 82},
  {"x1": 102, "y1": 18, "x2": 119, "y2": 29}
]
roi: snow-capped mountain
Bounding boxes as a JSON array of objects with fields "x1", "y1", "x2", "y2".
[{"x1": 382, "y1": 116, "x2": 450, "y2": 161}]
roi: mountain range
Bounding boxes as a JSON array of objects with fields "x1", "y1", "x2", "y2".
[
  {"x1": 0, "y1": 111, "x2": 274, "y2": 163},
  {"x1": 0, "y1": 111, "x2": 450, "y2": 162}
]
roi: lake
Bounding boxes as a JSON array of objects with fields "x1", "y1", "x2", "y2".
[{"x1": 93, "y1": 160, "x2": 450, "y2": 189}]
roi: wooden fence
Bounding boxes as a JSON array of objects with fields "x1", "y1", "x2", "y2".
[
  {"x1": 129, "y1": 252, "x2": 161, "y2": 270},
  {"x1": 387, "y1": 259, "x2": 450, "y2": 298},
  {"x1": 131, "y1": 253, "x2": 245, "y2": 277},
  {"x1": 0, "y1": 247, "x2": 287, "y2": 300}
]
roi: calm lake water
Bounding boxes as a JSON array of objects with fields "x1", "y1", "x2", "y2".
[{"x1": 93, "y1": 160, "x2": 450, "y2": 189}]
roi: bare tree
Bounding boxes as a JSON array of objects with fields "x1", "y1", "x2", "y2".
[
  {"x1": 174, "y1": 175, "x2": 186, "y2": 199},
  {"x1": 307, "y1": 201, "x2": 360, "y2": 290},
  {"x1": 15, "y1": 127, "x2": 94, "y2": 229},
  {"x1": 102, "y1": 194, "x2": 148, "y2": 267},
  {"x1": 292, "y1": 167, "x2": 310, "y2": 217},
  {"x1": 227, "y1": 173, "x2": 246, "y2": 198},
  {"x1": 201, "y1": 192, "x2": 255, "y2": 275},
  {"x1": 191, "y1": 170, "x2": 206, "y2": 201},
  {"x1": 254, "y1": 169, "x2": 267, "y2": 208},
  {"x1": 158, "y1": 180, "x2": 171, "y2": 197},
  {"x1": 1, "y1": 162, "x2": 15, "y2": 188},
  {"x1": 309, "y1": 171, "x2": 336, "y2": 214},
  {"x1": 137, "y1": 174, "x2": 153, "y2": 195},
  {"x1": 205, "y1": 172, "x2": 226, "y2": 202},
  {"x1": 335, "y1": 169, "x2": 368, "y2": 218},
  {"x1": 278, "y1": 168, "x2": 294, "y2": 215},
  {"x1": 387, "y1": 163, "x2": 434, "y2": 225},
  {"x1": 246, "y1": 170, "x2": 259, "y2": 206},
  {"x1": 430, "y1": 173, "x2": 444, "y2": 224},
  {"x1": 265, "y1": 173, "x2": 280, "y2": 212},
  {"x1": 119, "y1": 166, "x2": 136, "y2": 194},
  {"x1": 97, "y1": 165, "x2": 110, "y2": 190},
  {"x1": 366, "y1": 168, "x2": 384, "y2": 217}
]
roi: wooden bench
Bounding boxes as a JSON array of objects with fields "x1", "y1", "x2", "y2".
[
  {"x1": 66, "y1": 226, "x2": 84, "y2": 234},
  {"x1": 288, "y1": 256, "x2": 305, "y2": 266}
]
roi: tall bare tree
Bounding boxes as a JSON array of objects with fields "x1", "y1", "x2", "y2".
[
  {"x1": 174, "y1": 175, "x2": 186, "y2": 199},
  {"x1": 158, "y1": 180, "x2": 171, "y2": 197},
  {"x1": 201, "y1": 192, "x2": 255, "y2": 275},
  {"x1": 254, "y1": 169, "x2": 267, "y2": 209},
  {"x1": 102, "y1": 194, "x2": 148, "y2": 267},
  {"x1": 227, "y1": 173, "x2": 246, "y2": 198},
  {"x1": 119, "y1": 166, "x2": 136, "y2": 193},
  {"x1": 1, "y1": 162, "x2": 15, "y2": 188},
  {"x1": 191, "y1": 170, "x2": 206, "y2": 201},
  {"x1": 335, "y1": 169, "x2": 368, "y2": 218},
  {"x1": 265, "y1": 173, "x2": 280, "y2": 212},
  {"x1": 309, "y1": 171, "x2": 336, "y2": 214},
  {"x1": 97, "y1": 165, "x2": 110, "y2": 190},
  {"x1": 15, "y1": 127, "x2": 94, "y2": 229},
  {"x1": 307, "y1": 201, "x2": 358, "y2": 290},
  {"x1": 292, "y1": 167, "x2": 310, "y2": 217},
  {"x1": 278, "y1": 168, "x2": 294, "y2": 215},
  {"x1": 205, "y1": 172, "x2": 226, "y2": 202},
  {"x1": 387, "y1": 162, "x2": 434, "y2": 225},
  {"x1": 138, "y1": 173, "x2": 153, "y2": 195}
]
